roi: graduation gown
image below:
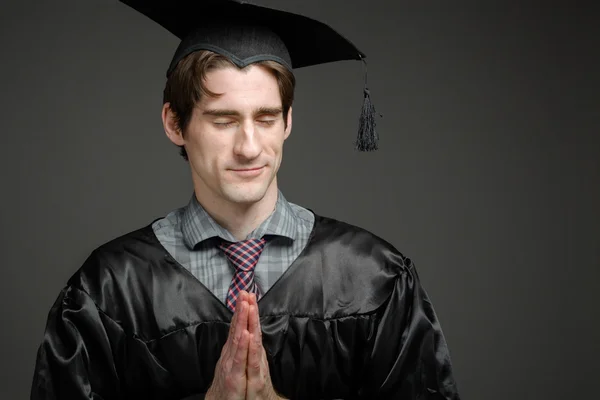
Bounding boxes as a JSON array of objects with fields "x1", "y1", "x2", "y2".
[{"x1": 30, "y1": 214, "x2": 461, "y2": 399}]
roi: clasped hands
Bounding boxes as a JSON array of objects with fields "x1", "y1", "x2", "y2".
[{"x1": 205, "y1": 291, "x2": 286, "y2": 400}]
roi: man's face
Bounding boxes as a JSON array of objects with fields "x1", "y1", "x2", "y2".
[{"x1": 169, "y1": 64, "x2": 292, "y2": 207}]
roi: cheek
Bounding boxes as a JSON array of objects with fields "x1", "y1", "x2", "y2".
[
  {"x1": 189, "y1": 129, "x2": 227, "y2": 157},
  {"x1": 265, "y1": 129, "x2": 286, "y2": 152}
]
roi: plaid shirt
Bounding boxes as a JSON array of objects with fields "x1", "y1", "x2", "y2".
[{"x1": 152, "y1": 191, "x2": 315, "y2": 304}]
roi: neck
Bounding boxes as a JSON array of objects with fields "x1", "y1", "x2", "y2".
[{"x1": 194, "y1": 183, "x2": 279, "y2": 241}]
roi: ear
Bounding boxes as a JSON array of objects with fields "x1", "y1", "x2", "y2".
[
  {"x1": 162, "y1": 103, "x2": 185, "y2": 146},
  {"x1": 284, "y1": 106, "x2": 293, "y2": 140}
]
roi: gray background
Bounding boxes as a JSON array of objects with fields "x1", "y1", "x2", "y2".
[{"x1": 1, "y1": 0, "x2": 598, "y2": 399}]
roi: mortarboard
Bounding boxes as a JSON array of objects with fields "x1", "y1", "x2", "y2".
[{"x1": 119, "y1": 0, "x2": 379, "y2": 151}]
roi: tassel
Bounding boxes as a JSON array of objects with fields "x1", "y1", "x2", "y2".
[{"x1": 355, "y1": 57, "x2": 379, "y2": 151}]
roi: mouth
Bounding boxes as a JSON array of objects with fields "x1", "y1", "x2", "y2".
[
  {"x1": 231, "y1": 167, "x2": 264, "y2": 172},
  {"x1": 229, "y1": 166, "x2": 265, "y2": 177}
]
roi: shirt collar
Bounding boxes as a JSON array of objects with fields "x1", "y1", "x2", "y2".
[{"x1": 181, "y1": 190, "x2": 298, "y2": 249}]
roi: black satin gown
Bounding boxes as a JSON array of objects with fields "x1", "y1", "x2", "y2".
[{"x1": 30, "y1": 214, "x2": 461, "y2": 399}]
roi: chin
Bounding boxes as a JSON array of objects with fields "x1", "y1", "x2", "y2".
[{"x1": 221, "y1": 185, "x2": 269, "y2": 205}]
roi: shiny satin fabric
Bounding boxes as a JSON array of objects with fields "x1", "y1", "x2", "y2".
[{"x1": 30, "y1": 215, "x2": 460, "y2": 399}]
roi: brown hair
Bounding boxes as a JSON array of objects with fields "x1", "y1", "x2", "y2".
[{"x1": 163, "y1": 51, "x2": 296, "y2": 160}]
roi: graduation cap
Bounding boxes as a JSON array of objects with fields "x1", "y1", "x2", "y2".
[{"x1": 119, "y1": 0, "x2": 379, "y2": 151}]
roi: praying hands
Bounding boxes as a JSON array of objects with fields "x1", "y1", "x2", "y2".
[{"x1": 205, "y1": 291, "x2": 286, "y2": 400}]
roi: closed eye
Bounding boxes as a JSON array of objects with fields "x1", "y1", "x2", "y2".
[{"x1": 213, "y1": 121, "x2": 236, "y2": 128}]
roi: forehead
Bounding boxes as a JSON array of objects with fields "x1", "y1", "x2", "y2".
[{"x1": 200, "y1": 64, "x2": 282, "y2": 107}]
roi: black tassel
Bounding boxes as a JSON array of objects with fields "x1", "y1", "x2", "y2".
[{"x1": 355, "y1": 57, "x2": 379, "y2": 151}]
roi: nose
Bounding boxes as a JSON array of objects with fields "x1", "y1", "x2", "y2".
[{"x1": 233, "y1": 120, "x2": 262, "y2": 160}]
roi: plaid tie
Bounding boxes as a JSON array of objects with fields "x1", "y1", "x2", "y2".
[{"x1": 219, "y1": 238, "x2": 267, "y2": 312}]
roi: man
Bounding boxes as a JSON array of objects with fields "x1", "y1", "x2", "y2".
[{"x1": 31, "y1": 1, "x2": 461, "y2": 399}]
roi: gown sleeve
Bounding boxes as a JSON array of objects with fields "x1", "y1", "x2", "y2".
[
  {"x1": 360, "y1": 259, "x2": 461, "y2": 399},
  {"x1": 30, "y1": 285, "x2": 123, "y2": 400}
]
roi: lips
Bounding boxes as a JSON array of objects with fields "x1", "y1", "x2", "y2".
[
  {"x1": 231, "y1": 167, "x2": 263, "y2": 172},
  {"x1": 229, "y1": 166, "x2": 265, "y2": 177}
]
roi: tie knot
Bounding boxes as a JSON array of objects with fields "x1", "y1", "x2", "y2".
[{"x1": 219, "y1": 238, "x2": 267, "y2": 272}]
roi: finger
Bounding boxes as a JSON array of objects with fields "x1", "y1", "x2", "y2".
[
  {"x1": 247, "y1": 305, "x2": 263, "y2": 381},
  {"x1": 251, "y1": 301, "x2": 263, "y2": 345},
  {"x1": 225, "y1": 295, "x2": 242, "y2": 342},
  {"x1": 248, "y1": 304, "x2": 261, "y2": 338},
  {"x1": 238, "y1": 292, "x2": 251, "y2": 332},
  {"x1": 231, "y1": 329, "x2": 250, "y2": 377},
  {"x1": 227, "y1": 306, "x2": 237, "y2": 339},
  {"x1": 221, "y1": 315, "x2": 235, "y2": 359},
  {"x1": 224, "y1": 297, "x2": 249, "y2": 360},
  {"x1": 227, "y1": 292, "x2": 243, "y2": 336},
  {"x1": 239, "y1": 290, "x2": 249, "y2": 305},
  {"x1": 234, "y1": 300, "x2": 250, "y2": 344},
  {"x1": 231, "y1": 291, "x2": 248, "y2": 331},
  {"x1": 247, "y1": 332, "x2": 262, "y2": 381}
]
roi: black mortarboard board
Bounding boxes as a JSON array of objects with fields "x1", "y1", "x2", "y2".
[{"x1": 119, "y1": 0, "x2": 379, "y2": 151}]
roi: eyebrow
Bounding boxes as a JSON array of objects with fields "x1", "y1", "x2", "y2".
[{"x1": 202, "y1": 107, "x2": 283, "y2": 117}]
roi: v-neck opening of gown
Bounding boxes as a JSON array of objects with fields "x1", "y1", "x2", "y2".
[{"x1": 147, "y1": 210, "x2": 321, "y2": 316}]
